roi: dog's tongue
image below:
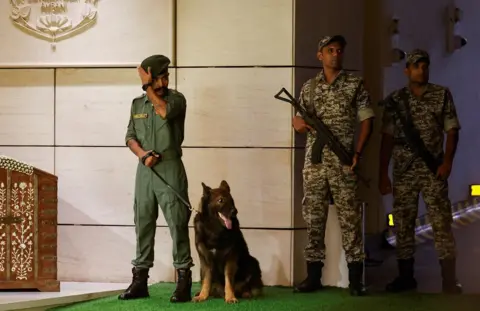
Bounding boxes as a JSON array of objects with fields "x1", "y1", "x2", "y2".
[{"x1": 218, "y1": 213, "x2": 232, "y2": 229}]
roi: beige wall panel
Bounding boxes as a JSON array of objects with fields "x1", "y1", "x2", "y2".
[
  {"x1": 56, "y1": 147, "x2": 292, "y2": 229},
  {"x1": 55, "y1": 68, "x2": 176, "y2": 146},
  {"x1": 184, "y1": 148, "x2": 292, "y2": 228},
  {"x1": 176, "y1": 0, "x2": 293, "y2": 66},
  {"x1": 0, "y1": 147, "x2": 54, "y2": 175},
  {"x1": 177, "y1": 68, "x2": 293, "y2": 147},
  {"x1": 0, "y1": 0, "x2": 173, "y2": 67},
  {"x1": 0, "y1": 69, "x2": 54, "y2": 145},
  {"x1": 58, "y1": 226, "x2": 175, "y2": 283}
]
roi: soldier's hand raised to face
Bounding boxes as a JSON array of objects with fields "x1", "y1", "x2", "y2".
[{"x1": 292, "y1": 116, "x2": 313, "y2": 133}]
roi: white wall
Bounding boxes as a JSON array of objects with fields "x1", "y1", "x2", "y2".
[{"x1": 0, "y1": 0, "x2": 296, "y2": 286}]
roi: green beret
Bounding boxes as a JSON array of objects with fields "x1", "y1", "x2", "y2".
[{"x1": 141, "y1": 55, "x2": 170, "y2": 79}]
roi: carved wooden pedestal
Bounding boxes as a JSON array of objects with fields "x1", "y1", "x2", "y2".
[{"x1": 0, "y1": 156, "x2": 60, "y2": 292}]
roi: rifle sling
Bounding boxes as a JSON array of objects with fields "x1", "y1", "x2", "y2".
[{"x1": 394, "y1": 89, "x2": 440, "y2": 175}]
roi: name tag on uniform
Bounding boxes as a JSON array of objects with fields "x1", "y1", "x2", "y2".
[{"x1": 133, "y1": 113, "x2": 148, "y2": 119}]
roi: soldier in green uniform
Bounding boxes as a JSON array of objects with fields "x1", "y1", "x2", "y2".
[
  {"x1": 292, "y1": 35, "x2": 375, "y2": 296},
  {"x1": 379, "y1": 49, "x2": 462, "y2": 294},
  {"x1": 119, "y1": 55, "x2": 193, "y2": 303}
]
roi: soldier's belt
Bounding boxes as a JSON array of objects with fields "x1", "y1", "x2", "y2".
[{"x1": 141, "y1": 150, "x2": 179, "y2": 165}]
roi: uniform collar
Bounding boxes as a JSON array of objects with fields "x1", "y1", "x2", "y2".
[
  {"x1": 404, "y1": 83, "x2": 431, "y2": 97},
  {"x1": 317, "y1": 69, "x2": 346, "y2": 86}
]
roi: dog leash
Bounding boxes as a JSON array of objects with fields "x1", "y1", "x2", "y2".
[{"x1": 142, "y1": 151, "x2": 196, "y2": 212}]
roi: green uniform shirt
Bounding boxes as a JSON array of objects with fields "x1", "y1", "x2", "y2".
[{"x1": 125, "y1": 89, "x2": 187, "y2": 158}]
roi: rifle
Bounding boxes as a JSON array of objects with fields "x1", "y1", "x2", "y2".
[
  {"x1": 274, "y1": 87, "x2": 370, "y2": 188},
  {"x1": 382, "y1": 92, "x2": 442, "y2": 176}
]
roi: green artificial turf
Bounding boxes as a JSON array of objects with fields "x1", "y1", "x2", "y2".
[{"x1": 52, "y1": 283, "x2": 480, "y2": 311}]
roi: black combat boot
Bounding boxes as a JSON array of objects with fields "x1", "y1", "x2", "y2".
[
  {"x1": 170, "y1": 268, "x2": 192, "y2": 303},
  {"x1": 440, "y1": 258, "x2": 462, "y2": 294},
  {"x1": 293, "y1": 261, "x2": 323, "y2": 293},
  {"x1": 118, "y1": 267, "x2": 150, "y2": 300},
  {"x1": 385, "y1": 258, "x2": 417, "y2": 292},
  {"x1": 348, "y1": 261, "x2": 367, "y2": 296}
]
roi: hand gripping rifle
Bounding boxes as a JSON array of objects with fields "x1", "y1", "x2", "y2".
[{"x1": 274, "y1": 88, "x2": 370, "y2": 188}]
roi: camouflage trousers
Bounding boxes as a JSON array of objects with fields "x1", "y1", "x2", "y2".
[
  {"x1": 302, "y1": 150, "x2": 365, "y2": 263},
  {"x1": 393, "y1": 158, "x2": 456, "y2": 260}
]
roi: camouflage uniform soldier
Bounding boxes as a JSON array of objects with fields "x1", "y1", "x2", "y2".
[
  {"x1": 292, "y1": 35, "x2": 375, "y2": 296},
  {"x1": 379, "y1": 49, "x2": 462, "y2": 294}
]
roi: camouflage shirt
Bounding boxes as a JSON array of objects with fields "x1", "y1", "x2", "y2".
[
  {"x1": 381, "y1": 83, "x2": 461, "y2": 173},
  {"x1": 298, "y1": 70, "x2": 375, "y2": 167}
]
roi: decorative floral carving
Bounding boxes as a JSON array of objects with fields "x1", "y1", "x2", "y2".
[
  {"x1": 9, "y1": 0, "x2": 99, "y2": 45},
  {"x1": 10, "y1": 182, "x2": 34, "y2": 281}
]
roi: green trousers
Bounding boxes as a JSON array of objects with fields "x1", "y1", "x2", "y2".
[{"x1": 131, "y1": 158, "x2": 193, "y2": 270}]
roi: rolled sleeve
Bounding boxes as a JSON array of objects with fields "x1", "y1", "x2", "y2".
[
  {"x1": 124, "y1": 104, "x2": 137, "y2": 145},
  {"x1": 443, "y1": 88, "x2": 461, "y2": 132},
  {"x1": 355, "y1": 80, "x2": 375, "y2": 122},
  {"x1": 165, "y1": 93, "x2": 186, "y2": 119}
]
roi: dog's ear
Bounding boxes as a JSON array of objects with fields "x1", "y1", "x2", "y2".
[
  {"x1": 219, "y1": 180, "x2": 230, "y2": 192},
  {"x1": 201, "y1": 182, "x2": 211, "y2": 197}
]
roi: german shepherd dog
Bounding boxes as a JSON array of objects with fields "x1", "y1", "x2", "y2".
[{"x1": 192, "y1": 180, "x2": 264, "y2": 304}]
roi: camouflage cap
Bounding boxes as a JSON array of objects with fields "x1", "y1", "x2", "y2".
[
  {"x1": 317, "y1": 35, "x2": 347, "y2": 51},
  {"x1": 406, "y1": 49, "x2": 430, "y2": 65},
  {"x1": 140, "y1": 55, "x2": 170, "y2": 79}
]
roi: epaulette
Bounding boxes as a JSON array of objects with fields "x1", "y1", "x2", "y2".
[
  {"x1": 133, "y1": 93, "x2": 146, "y2": 101},
  {"x1": 131, "y1": 93, "x2": 146, "y2": 104}
]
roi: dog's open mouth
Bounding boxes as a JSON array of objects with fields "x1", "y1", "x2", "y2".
[{"x1": 218, "y1": 212, "x2": 232, "y2": 229}]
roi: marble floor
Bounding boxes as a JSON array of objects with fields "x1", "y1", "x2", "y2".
[
  {"x1": 0, "y1": 282, "x2": 129, "y2": 311},
  {"x1": 366, "y1": 217, "x2": 480, "y2": 294}
]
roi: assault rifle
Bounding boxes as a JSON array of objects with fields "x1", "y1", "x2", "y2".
[
  {"x1": 381, "y1": 93, "x2": 442, "y2": 176},
  {"x1": 274, "y1": 87, "x2": 370, "y2": 188}
]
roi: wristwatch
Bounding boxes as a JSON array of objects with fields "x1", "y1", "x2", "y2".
[{"x1": 142, "y1": 82, "x2": 152, "y2": 91}]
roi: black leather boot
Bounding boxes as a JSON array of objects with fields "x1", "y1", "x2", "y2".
[
  {"x1": 440, "y1": 258, "x2": 462, "y2": 294},
  {"x1": 170, "y1": 269, "x2": 192, "y2": 303},
  {"x1": 386, "y1": 258, "x2": 417, "y2": 293},
  {"x1": 118, "y1": 267, "x2": 150, "y2": 300},
  {"x1": 348, "y1": 261, "x2": 367, "y2": 296},
  {"x1": 293, "y1": 261, "x2": 323, "y2": 293}
]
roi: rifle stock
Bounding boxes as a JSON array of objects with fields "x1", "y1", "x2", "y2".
[{"x1": 274, "y1": 88, "x2": 370, "y2": 188}]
